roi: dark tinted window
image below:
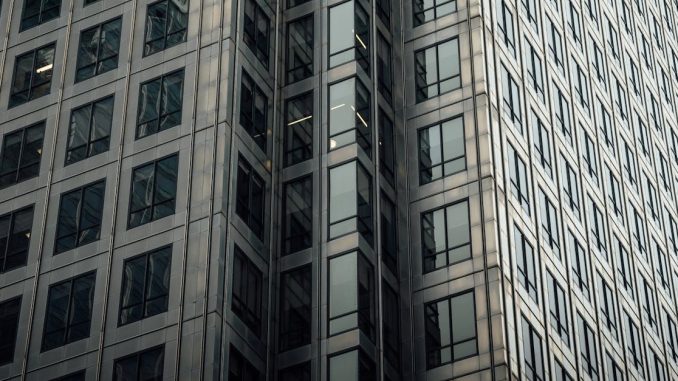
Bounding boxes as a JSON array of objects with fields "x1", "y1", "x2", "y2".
[
  {"x1": 279, "y1": 265, "x2": 311, "y2": 352},
  {"x1": 378, "y1": 110, "x2": 394, "y2": 185},
  {"x1": 144, "y1": 0, "x2": 188, "y2": 56},
  {"x1": 0, "y1": 206, "x2": 34, "y2": 273},
  {"x1": 377, "y1": 33, "x2": 392, "y2": 102},
  {"x1": 75, "y1": 17, "x2": 122, "y2": 82},
  {"x1": 328, "y1": 77, "x2": 371, "y2": 155},
  {"x1": 239, "y1": 71, "x2": 268, "y2": 151},
  {"x1": 418, "y1": 116, "x2": 465, "y2": 184},
  {"x1": 424, "y1": 291, "x2": 477, "y2": 368},
  {"x1": 243, "y1": 0, "x2": 270, "y2": 67},
  {"x1": 328, "y1": 161, "x2": 373, "y2": 244},
  {"x1": 414, "y1": 39, "x2": 460, "y2": 102},
  {"x1": 228, "y1": 346, "x2": 262, "y2": 381},
  {"x1": 235, "y1": 157, "x2": 265, "y2": 238},
  {"x1": 136, "y1": 69, "x2": 184, "y2": 139},
  {"x1": 284, "y1": 92, "x2": 313, "y2": 166},
  {"x1": 128, "y1": 154, "x2": 178, "y2": 228},
  {"x1": 0, "y1": 122, "x2": 44, "y2": 188},
  {"x1": 382, "y1": 282, "x2": 399, "y2": 368},
  {"x1": 287, "y1": 16, "x2": 313, "y2": 83},
  {"x1": 328, "y1": 1, "x2": 369, "y2": 73},
  {"x1": 113, "y1": 345, "x2": 164, "y2": 381},
  {"x1": 279, "y1": 362, "x2": 311, "y2": 381},
  {"x1": 380, "y1": 194, "x2": 397, "y2": 274},
  {"x1": 232, "y1": 247, "x2": 262, "y2": 335},
  {"x1": 119, "y1": 246, "x2": 171, "y2": 325},
  {"x1": 55, "y1": 181, "x2": 105, "y2": 253},
  {"x1": 329, "y1": 349, "x2": 375, "y2": 381},
  {"x1": 0, "y1": 297, "x2": 21, "y2": 365},
  {"x1": 50, "y1": 371, "x2": 86, "y2": 381},
  {"x1": 282, "y1": 176, "x2": 312, "y2": 255},
  {"x1": 9, "y1": 44, "x2": 55, "y2": 107},
  {"x1": 413, "y1": 0, "x2": 456, "y2": 26},
  {"x1": 421, "y1": 200, "x2": 471, "y2": 272},
  {"x1": 66, "y1": 96, "x2": 114, "y2": 165},
  {"x1": 20, "y1": 0, "x2": 60, "y2": 30},
  {"x1": 42, "y1": 272, "x2": 96, "y2": 351},
  {"x1": 329, "y1": 251, "x2": 375, "y2": 340}
]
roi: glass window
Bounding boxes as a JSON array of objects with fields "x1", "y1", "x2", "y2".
[
  {"x1": 605, "y1": 353, "x2": 623, "y2": 381},
  {"x1": 421, "y1": 200, "x2": 471, "y2": 272},
  {"x1": 624, "y1": 311, "x2": 643, "y2": 370},
  {"x1": 587, "y1": 196, "x2": 606, "y2": 252},
  {"x1": 413, "y1": 0, "x2": 456, "y2": 26},
  {"x1": 531, "y1": 111, "x2": 552, "y2": 177},
  {"x1": 377, "y1": 33, "x2": 392, "y2": 102},
  {"x1": 424, "y1": 291, "x2": 477, "y2": 368},
  {"x1": 240, "y1": 70, "x2": 268, "y2": 151},
  {"x1": 329, "y1": 1, "x2": 369, "y2": 72},
  {"x1": 279, "y1": 265, "x2": 311, "y2": 352},
  {"x1": 552, "y1": 84, "x2": 571, "y2": 144},
  {"x1": 136, "y1": 69, "x2": 184, "y2": 139},
  {"x1": 329, "y1": 251, "x2": 375, "y2": 340},
  {"x1": 560, "y1": 155, "x2": 579, "y2": 217},
  {"x1": 50, "y1": 371, "x2": 86, "y2": 381},
  {"x1": 508, "y1": 144, "x2": 529, "y2": 213},
  {"x1": 55, "y1": 180, "x2": 105, "y2": 253},
  {"x1": 614, "y1": 236, "x2": 634, "y2": 296},
  {"x1": 501, "y1": 64, "x2": 521, "y2": 123},
  {"x1": 284, "y1": 92, "x2": 313, "y2": 166},
  {"x1": 20, "y1": 0, "x2": 60, "y2": 31},
  {"x1": 143, "y1": 0, "x2": 188, "y2": 56},
  {"x1": 539, "y1": 188, "x2": 559, "y2": 253},
  {"x1": 380, "y1": 194, "x2": 397, "y2": 274},
  {"x1": 328, "y1": 77, "x2": 371, "y2": 155},
  {"x1": 66, "y1": 96, "x2": 114, "y2": 165},
  {"x1": 282, "y1": 176, "x2": 312, "y2": 255},
  {"x1": 113, "y1": 345, "x2": 164, "y2": 381},
  {"x1": 547, "y1": 272, "x2": 569, "y2": 345},
  {"x1": 119, "y1": 246, "x2": 171, "y2": 326},
  {"x1": 497, "y1": 1, "x2": 515, "y2": 55},
  {"x1": 9, "y1": 44, "x2": 55, "y2": 108},
  {"x1": 418, "y1": 116, "x2": 465, "y2": 184},
  {"x1": 328, "y1": 161, "x2": 373, "y2": 244},
  {"x1": 378, "y1": 110, "x2": 395, "y2": 185},
  {"x1": 128, "y1": 154, "x2": 178, "y2": 229},
  {"x1": 0, "y1": 297, "x2": 21, "y2": 365},
  {"x1": 553, "y1": 360, "x2": 572, "y2": 381},
  {"x1": 569, "y1": 231, "x2": 589, "y2": 296},
  {"x1": 286, "y1": 16, "x2": 313, "y2": 84},
  {"x1": 415, "y1": 39, "x2": 460, "y2": 102},
  {"x1": 235, "y1": 157, "x2": 265, "y2": 238},
  {"x1": 514, "y1": 225, "x2": 537, "y2": 302},
  {"x1": 376, "y1": 0, "x2": 390, "y2": 26},
  {"x1": 522, "y1": 316, "x2": 544, "y2": 381},
  {"x1": 572, "y1": 60, "x2": 590, "y2": 113},
  {"x1": 578, "y1": 314, "x2": 598, "y2": 378},
  {"x1": 244, "y1": 0, "x2": 270, "y2": 67},
  {"x1": 0, "y1": 122, "x2": 45, "y2": 188},
  {"x1": 525, "y1": 42, "x2": 544, "y2": 102},
  {"x1": 279, "y1": 363, "x2": 310, "y2": 381},
  {"x1": 641, "y1": 277, "x2": 658, "y2": 332},
  {"x1": 75, "y1": 17, "x2": 122, "y2": 82},
  {"x1": 329, "y1": 349, "x2": 375, "y2": 381},
  {"x1": 546, "y1": 17, "x2": 564, "y2": 72},
  {"x1": 0, "y1": 206, "x2": 33, "y2": 273},
  {"x1": 597, "y1": 276, "x2": 616, "y2": 337},
  {"x1": 232, "y1": 247, "x2": 263, "y2": 335},
  {"x1": 42, "y1": 272, "x2": 96, "y2": 351},
  {"x1": 286, "y1": 0, "x2": 309, "y2": 10},
  {"x1": 229, "y1": 346, "x2": 263, "y2": 381},
  {"x1": 382, "y1": 282, "x2": 399, "y2": 368},
  {"x1": 567, "y1": 2, "x2": 581, "y2": 47},
  {"x1": 666, "y1": 313, "x2": 678, "y2": 362}
]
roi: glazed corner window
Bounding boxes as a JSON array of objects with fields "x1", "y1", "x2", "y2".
[
  {"x1": 113, "y1": 345, "x2": 164, "y2": 380},
  {"x1": 143, "y1": 0, "x2": 188, "y2": 56},
  {"x1": 328, "y1": 161, "x2": 373, "y2": 244},
  {"x1": 136, "y1": 69, "x2": 184, "y2": 139},
  {"x1": 75, "y1": 17, "x2": 122, "y2": 82},
  {"x1": 279, "y1": 265, "x2": 312, "y2": 352},
  {"x1": 329, "y1": 0, "x2": 370, "y2": 73},
  {"x1": 328, "y1": 77, "x2": 371, "y2": 154},
  {"x1": 286, "y1": 15, "x2": 313, "y2": 84},
  {"x1": 240, "y1": 70, "x2": 268, "y2": 151},
  {"x1": 284, "y1": 92, "x2": 313, "y2": 166},
  {"x1": 421, "y1": 199, "x2": 471, "y2": 273},
  {"x1": 244, "y1": 0, "x2": 270, "y2": 67},
  {"x1": 41, "y1": 272, "x2": 96, "y2": 351},
  {"x1": 235, "y1": 157, "x2": 265, "y2": 238},
  {"x1": 9, "y1": 44, "x2": 55, "y2": 108},
  {"x1": 55, "y1": 181, "x2": 105, "y2": 253},
  {"x1": 282, "y1": 176, "x2": 312, "y2": 255},
  {"x1": 424, "y1": 290, "x2": 477, "y2": 369},
  {"x1": 229, "y1": 346, "x2": 263, "y2": 381},
  {"x1": 0, "y1": 121, "x2": 45, "y2": 188},
  {"x1": 128, "y1": 154, "x2": 179, "y2": 229},
  {"x1": 0, "y1": 297, "x2": 21, "y2": 365},
  {"x1": 20, "y1": 0, "x2": 60, "y2": 31},
  {"x1": 0, "y1": 206, "x2": 34, "y2": 273},
  {"x1": 329, "y1": 349, "x2": 375, "y2": 381},
  {"x1": 415, "y1": 38, "x2": 461, "y2": 103},
  {"x1": 66, "y1": 96, "x2": 114, "y2": 165},
  {"x1": 232, "y1": 247, "x2": 263, "y2": 335},
  {"x1": 413, "y1": 0, "x2": 456, "y2": 26},
  {"x1": 118, "y1": 246, "x2": 171, "y2": 326},
  {"x1": 418, "y1": 116, "x2": 465, "y2": 184},
  {"x1": 329, "y1": 251, "x2": 375, "y2": 339}
]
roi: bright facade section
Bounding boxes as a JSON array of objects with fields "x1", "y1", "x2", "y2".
[{"x1": 0, "y1": 0, "x2": 676, "y2": 379}]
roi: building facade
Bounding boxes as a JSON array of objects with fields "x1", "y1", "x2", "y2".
[{"x1": 0, "y1": 0, "x2": 677, "y2": 379}]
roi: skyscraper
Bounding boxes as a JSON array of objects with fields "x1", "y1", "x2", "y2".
[{"x1": 1, "y1": 0, "x2": 678, "y2": 379}]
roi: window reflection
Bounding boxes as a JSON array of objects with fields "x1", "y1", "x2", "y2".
[
  {"x1": 329, "y1": 1, "x2": 370, "y2": 73},
  {"x1": 418, "y1": 116, "x2": 465, "y2": 184},
  {"x1": 421, "y1": 199, "x2": 471, "y2": 272},
  {"x1": 284, "y1": 92, "x2": 313, "y2": 166},
  {"x1": 415, "y1": 39, "x2": 460, "y2": 102},
  {"x1": 329, "y1": 161, "x2": 373, "y2": 244},
  {"x1": 424, "y1": 291, "x2": 477, "y2": 368},
  {"x1": 329, "y1": 78, "x2": 371, "y2": 155}
]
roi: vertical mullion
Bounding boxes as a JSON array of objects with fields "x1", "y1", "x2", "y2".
[
  {"x1": 15, "y1": 128, "x2": 27, "y2": 183},
  {"x1": 75, "y1": 187, "x2": 85, "y2": 246},
  {"x1": 2, "y1": 213, "x2": 15, "y2": 271},
  {"x1": 27, "y1": 50, "x2": 38, "y2": 101},
  {"x1": 151, "y1": 160, "x2": 158, "y2": 218},
  {"x1": 86, "y1": 103, "x2": 95, "y2": 159},
  {"x1": 64, "y1": 279, "x2": 75, "y2": 345},
  {"x1": 142, "y1": 252, "x2": 150, "y2": 319},
  {"x1": 158, "y1": 76, "x2": 165, "y2": 129},
  {"x1": 163, "y1": 1, "x2": 170, "y2": 51},
  {"x1": 93, "y1": 24, "x2": 103, "y2": 76}
]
